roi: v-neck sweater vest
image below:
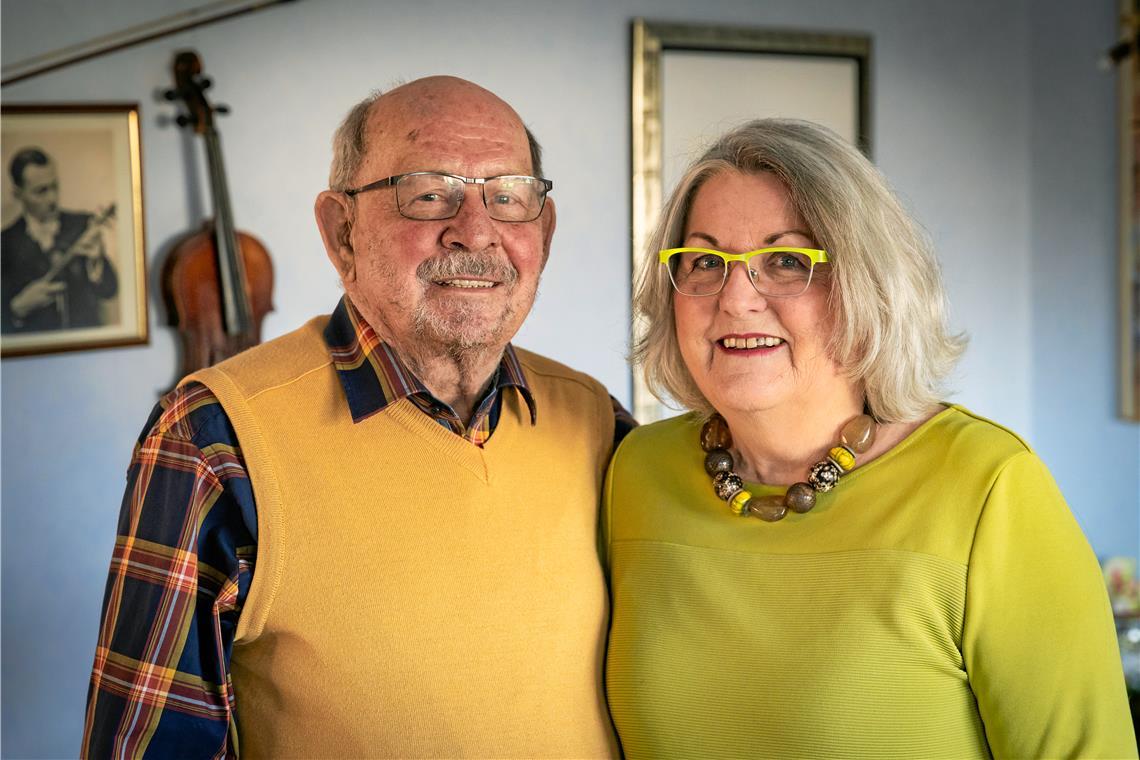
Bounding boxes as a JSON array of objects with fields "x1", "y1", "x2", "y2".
[{"x1": 190, "y1": 316, "x2": 619, "y2": 759}]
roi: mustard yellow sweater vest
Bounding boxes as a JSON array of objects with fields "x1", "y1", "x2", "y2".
[{"x1": 191, "y1": 317, "x2": 619, "y2": 759}]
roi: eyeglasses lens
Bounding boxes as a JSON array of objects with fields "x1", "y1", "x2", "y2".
[{"x1": 395, "y1": 174, "x2": 547, "y2": 222}]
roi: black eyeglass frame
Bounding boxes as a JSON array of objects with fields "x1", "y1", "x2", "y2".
[{"x1": 342, "y1": 171, "x2": 554, "y2": 222}]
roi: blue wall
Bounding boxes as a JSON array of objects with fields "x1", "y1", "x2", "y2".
[
  {"x1": 1, "y1": 0, "x2": 1136, "y2": 756},
  {"x1": 1029, "y1": 1, "x2": 1140, "y2": 558}
]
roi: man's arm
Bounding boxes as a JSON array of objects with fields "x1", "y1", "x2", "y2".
[
  {"x1": 82, "y1": 384, "x2": 256, "y2": 759},
  {"x1": 610, "y1": 394, "x2": 638, "y2": 448}
]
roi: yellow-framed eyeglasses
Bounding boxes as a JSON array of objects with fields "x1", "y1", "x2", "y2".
[{"x1": 659, "y1": 246, "x2": 830, "y2": 297}]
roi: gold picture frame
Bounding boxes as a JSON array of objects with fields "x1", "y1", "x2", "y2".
[
  {"x1": 1120, "y1": 1, "x2": 1140, "y2": 421},
  {"x1": 631, "y1": 19, "x2": 871, "y2": 421},
  {"x1": 1, "y1": 104, "x2": 148, "y2": 357}
]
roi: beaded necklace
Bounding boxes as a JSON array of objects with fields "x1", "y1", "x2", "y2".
[{"x1": 699, "y1": 413, "x2": 878, "y2": 521}]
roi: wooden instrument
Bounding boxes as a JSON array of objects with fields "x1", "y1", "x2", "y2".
[
  {"x1": 42, "y1": 204, "x2": 116, "y2": 282},
  {"x1": 162, "y1": 50, "x2": 273, "y2": 380}
]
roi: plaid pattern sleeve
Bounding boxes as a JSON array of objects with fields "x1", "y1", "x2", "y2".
[{"x1": 82, "y1": 382, "x2": 256, "y2": 759}]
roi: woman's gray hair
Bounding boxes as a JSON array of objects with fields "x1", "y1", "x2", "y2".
[
  {"x1": 632, "y1": 118, "x2": 966, "y2": 423},
  {"x1": 327, "y1": 90, "x2": 545, "y2": 192}
]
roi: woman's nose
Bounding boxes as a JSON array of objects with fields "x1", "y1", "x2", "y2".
[{"x1": 717, "y1": 260, "x2": 768, "y2": 313}]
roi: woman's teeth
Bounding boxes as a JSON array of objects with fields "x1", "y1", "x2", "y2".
[{"x1": 721, "y1": 336, "x2": 784, "y2": 349}]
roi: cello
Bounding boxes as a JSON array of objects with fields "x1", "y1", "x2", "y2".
[{"x1": 162, "y1": 50, "x2": 273, "y2": 380}]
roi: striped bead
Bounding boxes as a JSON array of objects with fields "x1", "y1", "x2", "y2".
[
  {"x1": 729, "y1": 490, "x2": 753, "y2": 516},
  {"x1": 828, "y1": 445, "x2": 856, "y2": 472}
]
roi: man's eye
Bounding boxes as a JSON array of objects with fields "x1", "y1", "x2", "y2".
[
  {"x1": 491, "y1": 193, "x2": 519, "y2": 206},
  {"x1": 406, "y1": 189, "x2": 453, "y2": 206}
]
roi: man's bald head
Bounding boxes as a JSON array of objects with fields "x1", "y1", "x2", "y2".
[{"x1": 328, "y1": 76, "x2": 543, "y2": 191}]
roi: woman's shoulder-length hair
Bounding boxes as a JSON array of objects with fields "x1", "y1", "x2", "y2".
[{"x1": 632, "y1": 118, "x2": 966, "y2": 423}]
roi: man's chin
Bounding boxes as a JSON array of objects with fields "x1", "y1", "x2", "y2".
[{"x1": 416, "y1": 312, "x2": 511, "y2": 354}]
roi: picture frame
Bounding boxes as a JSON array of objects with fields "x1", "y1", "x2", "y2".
[
  {"x1": 630, "y1": 19, "x2": 872, "y2": 422},
  {"x1": 1120, "y1": 0, "x2": 1140, "y2": 422},
  {"x1": 1, "y1": 104, "x2": 147, "y2": 357}
]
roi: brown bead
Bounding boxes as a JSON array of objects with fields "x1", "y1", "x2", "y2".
[
  {"x1": 784, "y1": 482, "x2": 817, "y2": 513},
  {"x1": 750, "y1": 494, "x2": 788, "y2": 522},
  {"x1": 840, "y1": 414, "x2": 876, "y2": 454},
  {"x1": 704, "y1": 449, "x2": 734, "y2": 476},
  {"x1": 700, "y1": 414, "x2": 733, "y2": 452}
]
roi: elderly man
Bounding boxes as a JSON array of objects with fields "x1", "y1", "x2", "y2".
[
  {"x1": 1, "y1": 147, "x2": 118, "y2": 333},
  {"x1": 83, "y1": 77, "x2": 627, "y2": 758}
]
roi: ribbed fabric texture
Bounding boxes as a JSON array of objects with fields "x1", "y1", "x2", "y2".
[
  {"x1": 604, "y1": 406, "x2": 1136, "y2": 759},
  {"x1": 192, "y1": 317, "x2": 619, "y2": 759}
]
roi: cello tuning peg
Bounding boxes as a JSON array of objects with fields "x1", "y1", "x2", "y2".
[
  {"x1": 162, "y1": 89, "x2": 178, "y2": 101},
  {"x1": 214, "y1": 105, "x2": 231, "y2": 115},
  {"x1": 175, "y1": 114, "x2": 194, "y2": 128},
  {"x1": 200, "y1": 77, "x2": 213, "y2": 89}
]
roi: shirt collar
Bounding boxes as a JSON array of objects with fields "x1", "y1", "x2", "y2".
[
  {"x1": 322, "y1": 296, "x2": 536, "y2": 425},
  {"x1": 23, "y1": 213, "x2": 60, "y2": 251}
]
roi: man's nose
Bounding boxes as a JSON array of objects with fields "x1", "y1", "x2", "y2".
[{"x1": 441, "y1": 186, "x2": 499, "y2": 252}]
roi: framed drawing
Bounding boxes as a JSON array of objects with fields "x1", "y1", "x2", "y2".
[
  {"x1": 631, "y1": 19, "x2": 871, "y2": 421},
  {"x1": 1121, "y1": 0, "x2": 1140, "y2": 422},
  {"x1": 1, "y1": 104, "x2": 147, "y2": 357}
]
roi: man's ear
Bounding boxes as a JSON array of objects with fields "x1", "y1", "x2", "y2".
[
  {"x1": 539, "y1": 196, "x2": 557, "y2": 267},
  {"x1": 315, "y1": 190, "x2": 356, "y2": 282}
]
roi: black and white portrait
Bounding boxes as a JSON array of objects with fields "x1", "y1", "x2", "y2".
[{"x1": 1, "y1": 105, "x2": 146, "y2": 357}]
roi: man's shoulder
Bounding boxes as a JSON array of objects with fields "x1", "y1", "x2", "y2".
[
  {"x1": 1, "y1": 217, "x2": 26, "y2": 242},
  {"x1": 191, "y1": 315, "x2": 333, "y2": 397},
  {"x1": 511, "y1": 346, "x2": 608, "y2": 399}
]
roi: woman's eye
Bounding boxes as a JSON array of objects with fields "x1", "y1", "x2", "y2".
[
  {"x1": 691, "y1": 254, "x2": 724, "y2": 271},
  {"x1": 769, "y1": 252, "x2": 809, "y2": 269}
]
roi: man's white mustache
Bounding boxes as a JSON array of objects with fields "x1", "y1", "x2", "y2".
[{"x1": 418, "y1": 251, "x2": 518, "y2": 284}]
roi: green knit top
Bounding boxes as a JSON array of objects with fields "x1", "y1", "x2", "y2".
[{"x1": 604, "y1": 405, "x2": 1135, "y2": 759}]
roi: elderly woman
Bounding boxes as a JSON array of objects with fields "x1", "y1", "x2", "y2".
[{"x1": 604, "y1": 119, "x2": 1135, "y2": 758}]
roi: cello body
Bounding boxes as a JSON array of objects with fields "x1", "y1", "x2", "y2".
[{"x1": 162, "y1": 224, "x2": 273, "y2": 373}]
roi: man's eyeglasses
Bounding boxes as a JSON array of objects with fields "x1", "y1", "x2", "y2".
[
  {"x1": 659, "y1": 247, "x2": 830, "y2": 298},
  {"x1": 343, "y1": 172, "x2": 553, "y2": 222}
]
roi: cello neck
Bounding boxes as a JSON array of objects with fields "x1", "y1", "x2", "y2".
[{"x1": 203, "y1": 124, "x2": 252, "y2": 337}]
